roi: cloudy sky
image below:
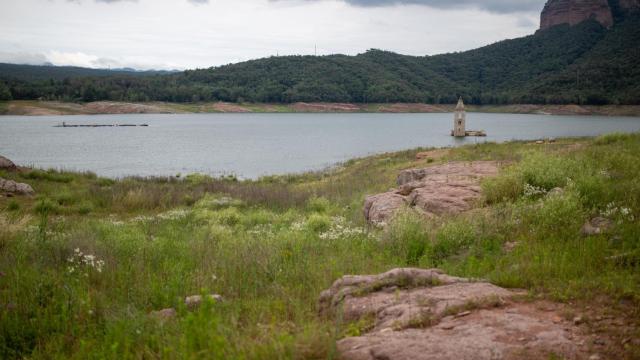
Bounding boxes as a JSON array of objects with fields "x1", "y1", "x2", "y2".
[{"x1": 0, "y1": 0, "x2": 547, "y2": 70}]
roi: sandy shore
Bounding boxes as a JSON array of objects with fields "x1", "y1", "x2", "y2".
[{"x1": 2, "y1": 100, "x2": 640, "y2": 116}]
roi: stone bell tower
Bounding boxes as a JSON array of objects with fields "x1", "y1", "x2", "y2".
[{"x1": 452, "y1": 97, "x2": 466, "y2": 137}]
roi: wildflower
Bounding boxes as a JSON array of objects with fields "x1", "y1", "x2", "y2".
[
  {"x1": 67, "y1": 249, "x2": 105, "y2": 276},
  {"x1": 319, "y1": 216, "x2": 368, "y2": 240},
  {"x1": 291, "y1": 221, "x2": 305, "y2": 231},
  {"x1": 523, "y1": 183, "x2": 547, "y2": 198}
]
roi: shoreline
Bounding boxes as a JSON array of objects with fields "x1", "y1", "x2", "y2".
[{"x1": 2, "y1": 100, "x2": 640, "y2": 117}]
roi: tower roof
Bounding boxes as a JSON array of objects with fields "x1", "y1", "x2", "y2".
[{"x1": 456, "y1": 97, "x2": 465, "y2": 110}]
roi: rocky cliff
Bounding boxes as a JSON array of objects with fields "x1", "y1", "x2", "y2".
[{"x1": 540, "y1": 0, "x2": 614, "y2": 29}]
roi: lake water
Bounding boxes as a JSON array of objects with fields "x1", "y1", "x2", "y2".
[{"x1": 1, "y1": 113, "x2": 639, "y2": 179}]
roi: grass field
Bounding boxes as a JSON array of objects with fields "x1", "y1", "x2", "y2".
[{"x1": 1, "y1": 134, "x2": 639, "y2": 358}]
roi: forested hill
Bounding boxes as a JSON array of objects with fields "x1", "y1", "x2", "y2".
[
  {"x1": 0, "y1": 63, "x2": 174, "y2": 82},
  {"x1": 0, "y1": 14, "x2": 638, "y2": 105}
]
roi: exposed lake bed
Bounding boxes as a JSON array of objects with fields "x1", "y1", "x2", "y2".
[{"x1": 2, "y1": 112, "x2": 640, "y2": 179}]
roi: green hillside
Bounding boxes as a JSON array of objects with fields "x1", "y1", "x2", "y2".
[{"x1": 1, "y1": 15, "x2": 638, "y2": 105}]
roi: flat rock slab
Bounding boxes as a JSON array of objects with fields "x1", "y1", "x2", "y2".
[
  {"x1": 338, "y1": 305, "x2": 586, "y2": 360},
  {"x1": 364, "y1": 161, "x2": 500, "y2": 226},
  {"x1": 0, "y1": 178, "x2": 35, "y2": 195},
  {"x1": 320, "y1": 268, "x2": 589, "y2": 360}
]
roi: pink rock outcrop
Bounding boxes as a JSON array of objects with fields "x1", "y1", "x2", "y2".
[
  {"x1": 363, "y1": 162, "x2": 500, "y2": 226},
  {"x1": 320, "y1": 268, "x2": 591, "y2": 360}
]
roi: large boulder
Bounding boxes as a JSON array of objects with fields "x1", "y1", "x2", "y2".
[
  {"x1": 320, "y1": 268, "x2": 591, "y2": 360},
  {"x1": 0, "y1": 156, "x2": 17, "y2": 171},
  {"x1": 0, "y1": 178, "x2": 34, "y2": 195},
  {"x1": 364, "y1": 162, "x2": 499, "y2": 225},
  {"x1": 363, "y1": 192, "x2": 407, "y2": 227}
]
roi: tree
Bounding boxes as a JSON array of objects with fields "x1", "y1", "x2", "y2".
[{"x1": 0, "y1": 82, "x2": 12, "y2": 101}]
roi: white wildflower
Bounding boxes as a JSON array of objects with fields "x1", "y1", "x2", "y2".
[
  {"x1": 319, "y1": 216, "x2": 368, "y2": 240},
  {"x1": 291, "y1": 221, "x2": 305, "y2": 231},
  {"x1": 523, "y1": 183, "x2": 547, "y2": 198},
  {"x1": 67, "y1": 249, "x2": 106, "y2": 276}
]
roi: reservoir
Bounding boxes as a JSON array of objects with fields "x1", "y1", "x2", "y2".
[{"x1": 1, "y1": 112, "x2": 639, "y2": 179}]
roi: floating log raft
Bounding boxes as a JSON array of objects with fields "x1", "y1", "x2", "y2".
[
  {"x1": 55, "y1": 122, "x2": 148, "y2": 128},
  {"x1": 450, "y1": 130, "x2": 486, "y2": 137}
]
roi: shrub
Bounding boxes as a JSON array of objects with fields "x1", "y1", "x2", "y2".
[
  {"x1": 519, "y1": 152, "x2": 575, "y2": 191},
  {"x1": 216, "y1": 207, "x2": 242, "y2": 226},
  {"x1": 305, "y1": 214, "x2": 331, "y2": 233},
  {"x1": 34, "y1": 198, "x2": 59, "y2": 216},
  {"x1": 519, "y1": 190, "x2": 585, "y2": 240},
  {"x1": 430, "y1": 219, "x2": 476, "y2": 265},
  {"x1": 594, "y1": 132, "x2": 632, "y2": 145},
  {"x1": 7, "y1": 200, "x2": 19, "y2": 211},
  {"x1": 306, "y1": 196, "x2": 330, "y2": 213},
  {"x1": 384, "y1": 210, "x2": 429, "y2": 266},
  {"x1": 23, "y1": 169, "x2": 73, "y2": 183},
  {"x1": 482, "y1": 171, "x2": 523, "y2": 204},
  {"x1": 76, "y1": 202, "x2": 94, "y2": 215}
]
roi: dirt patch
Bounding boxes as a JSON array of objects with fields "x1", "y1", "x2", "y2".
[
  {"x1": 211, "y1": 102, "x2": 252, "y2": 113},
  {"x1": 379, "y1": 103, "x2": 448, "y2": 113},
  {"x1": 83, "y1": 101, "x2": 172, "y2": 114},
  {"x1": 415, "y1": 149, "x2": 450, "y2": 161},
  {"x1": 320, "y1": 268, "x2": 603, "y2": 360},
  {"x1": 7, "y1": 103, "x2": 63, "y2": 116},
  {"x1": 290, "y1": 102, "x2": 363, "y2": 112}
]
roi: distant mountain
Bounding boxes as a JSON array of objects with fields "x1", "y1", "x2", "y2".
[
  {"x1": 0, "y1": 10, "x2": 638, "y2": 105},
  {"x1": 0, "y1": 63, "x2": 176, "y2": 82}
]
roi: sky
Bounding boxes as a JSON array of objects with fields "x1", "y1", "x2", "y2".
[{"x1": 0, "y1": 0, "x2": 548, "y2": 70}]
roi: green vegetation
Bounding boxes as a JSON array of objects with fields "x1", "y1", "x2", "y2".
[
  {"x1": 2, "y1": 15, "x2": 639, "y2": 105},
  {"x1": 1, "y1": 134, "x2": 639, "y2": 358}
]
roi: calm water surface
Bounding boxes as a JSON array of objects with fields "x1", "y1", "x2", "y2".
[{"x1": 1, "y1": 113, "x2": 639, "y2": 179}]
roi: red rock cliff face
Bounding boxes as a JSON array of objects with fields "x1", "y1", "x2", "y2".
[{"x1": 540, "y1": 0, "x2": 614, "y2": 29}]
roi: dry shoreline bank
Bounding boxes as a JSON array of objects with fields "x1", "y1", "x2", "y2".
[{"x1": 2, "y1": 100, "x2": 640, "y2": 117}]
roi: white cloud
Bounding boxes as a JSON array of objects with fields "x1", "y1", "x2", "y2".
[{"x1": 0, "y1": 0, "x2": 541, "y2": 70}]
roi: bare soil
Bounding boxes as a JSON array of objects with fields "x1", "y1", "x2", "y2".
[{"x1": 2, "y1": 100, "x2": 640, "y2": 116}]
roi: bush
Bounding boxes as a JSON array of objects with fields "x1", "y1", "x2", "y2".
[
  {"x1": 34, "y1": 198, "x2": 59, "y2": 216},
  {"x1": 306, "y1": 196, "x2": 330, "y2": 213},
  {"x1": 384, "y1": 210, "x2": 429, "y2": 265},
  {"x1": 430, "y1": 220, "x2": 476, "y2": 265},
  {"x1": 594, "y1": 132, "x2": 633, "y2": 145},
  {"x1": 519, "y1": 152, "x2": 575, "y2": 191},
  {"x1": 216, "y1": 207, "x2": 242, "y2": 226},
  {"x1": 23, "y1": 169, "x2": 73, "y2": 183},
  {"x1": 7, "y1": 200, "x2": 20, "y2": 211},
  {"x1": 305, "y1": 214, "x2": 331, "y2": 233},
  {"x1": 482, "y1": 171, "x2": 523, "y2": 204}
]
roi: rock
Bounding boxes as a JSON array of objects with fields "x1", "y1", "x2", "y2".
[
  {"x1": 364, "y1": 162, "x2": 499, "y2": 225},
  {"x1": 363, "y1": 192, "x2": 407, "y2": 226},
  {"x1": 540, "y1": 0, "x2": 614, "y2": 30},
  {"x1": 0, "y1": 178, "x2": 35, "y2": 195},
  {"x1": 0, "y1": 156, "x2": 17, "y2": 171},
  {"x1": 184, "y1": 294, "x2": 223, "y2": 310},
  {"x1": 503, "y1": 241, "x2": 519, "y2": 253},
  {"x1": 547, "y1": 187, "x2": 564, "y2": 197},
  {"x1": 322, "y1": 269, "x2": 587, "y2": 360},
  {"x1": 150, "y1": 308, "x2": 177, "y2": 321},
  {"x1": 573, "y1": 316, "x2": 584, "y2": 325},
  {"x1": 581, "y1": 217, "x2": 613, "y2": 236}
]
